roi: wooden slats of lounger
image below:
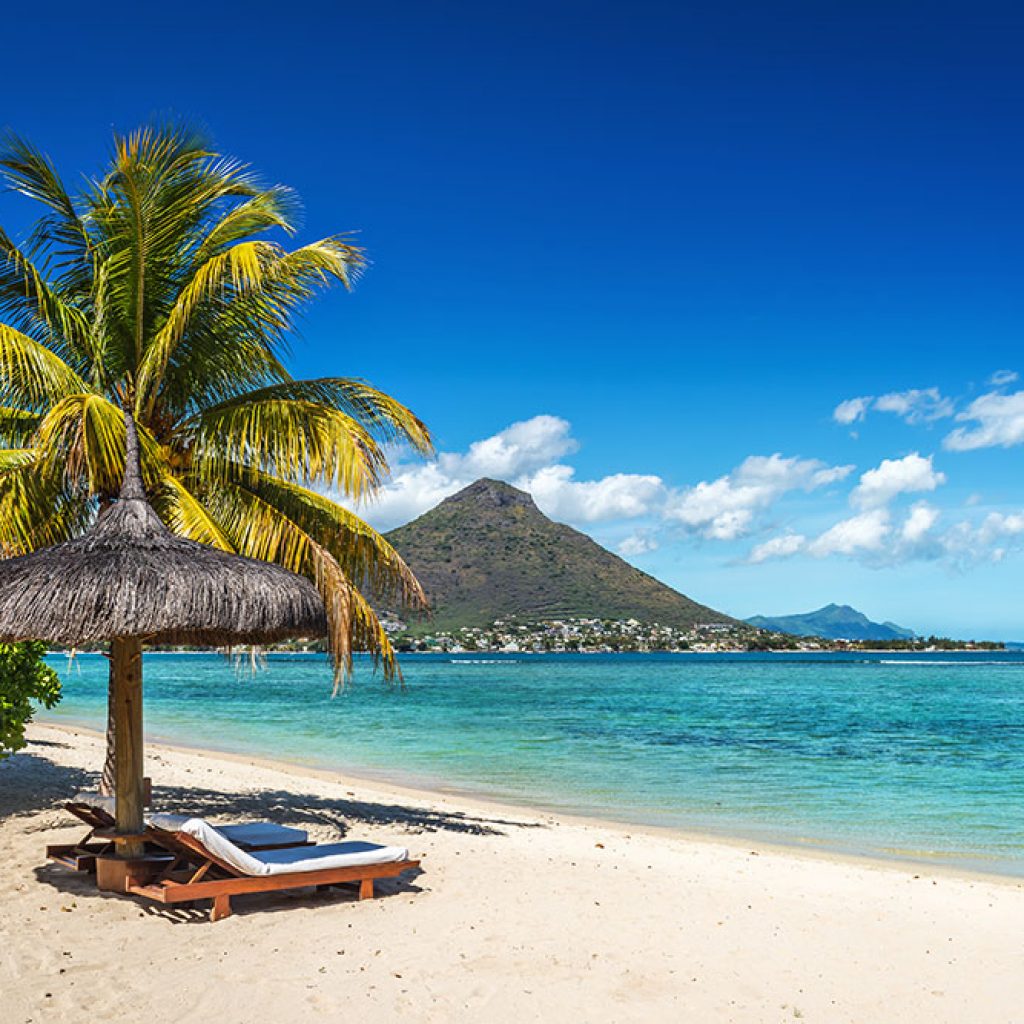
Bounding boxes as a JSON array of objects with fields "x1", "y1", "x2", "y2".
[
  {"x1": 129, "y1": 859, "x2": 413, "y2": 909},
  {"x1": 127, "y1": 826, "x2": 420, "y2": 922},
  {"x1": 45, "y1": 802, "x2": 121, "y2": 872}
]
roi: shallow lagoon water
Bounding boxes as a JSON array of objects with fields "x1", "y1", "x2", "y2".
[{"x1": 40, "y1": 650, "x2": 1024, "y2": 875}]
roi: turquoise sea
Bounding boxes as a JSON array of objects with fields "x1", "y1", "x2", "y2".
[{"x1": 39, "y1": 650, "x2": 1024, "y2": 876}]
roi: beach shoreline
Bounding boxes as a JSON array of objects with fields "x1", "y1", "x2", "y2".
[
  {"x1": 35, "y1": 717, "x2": 1024, "y2": 885},
  {"x1": 4, "y1": 721, "x2": 1024, "y2": 1023}
]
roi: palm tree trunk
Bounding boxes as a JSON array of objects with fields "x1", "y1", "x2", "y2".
[
  {"x1": 99, "y1": 656, "x2": 116, "y2": 795},
  {"x1": 98, "y1": 497, "x2": 116, "y2": 799},
  {"x1": 110, "y1": 636, "x2": 145, "y2": 858}
]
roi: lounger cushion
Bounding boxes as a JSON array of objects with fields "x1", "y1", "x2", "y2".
[
  {"x1": 145, "y1": 813, "x2": 307, "y2": 848},
  {"x1": 150, "y1": 814, "x2": 408, "y2": 877},
  {"x1": 253, "y1": 841, "x2": 411, "y2": 875},
  {"x1": 216, "y1": 822, "x2": 309, "y2": 847}
]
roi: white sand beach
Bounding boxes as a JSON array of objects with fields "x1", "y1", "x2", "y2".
[{"x1": 2, "y1": 722, "x2": 1022, "y2": 1024}]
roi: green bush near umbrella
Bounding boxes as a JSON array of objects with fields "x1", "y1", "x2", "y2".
[{"x1": 0, "y1": 641, "x2": 60, "y2": 760}]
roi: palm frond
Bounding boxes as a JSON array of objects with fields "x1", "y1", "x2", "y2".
[
  {"x1": 0, "y1": 461, "x2": 94, "y2": 554},
  {"x1": 0, "y1": 409, "x2": 42, "y2": 448},
  {"x1": 269, "y1": 237, "x2": 366, "y2": 293},
  {"x1": 135, "y1": 239, "x2": 276, "y2": 412},
  {"x1": 0, "y1": 447, "x2": 35, "y2": 472},
  {"x1": 312, "y1": 544, "x2": 399, "y2": 688},
  {"x1": 194, "y1": 186, "x2": 299, "y2": 260},
  {"x1": 190, "y1": 377, "x2": 431, "y2": 454},
  {"x1": 0, "y1": 324, "x2": 86, "y2": 410},
  {"x1": 0, "y1": 227, "x2": 91, "y2": 362},
  {"x1": 220, "y1": 469, "x2": 425, "y2": 609},
  {"x1": 33, "y1": 393, "x2": 161, "y2": 498},
  {"x1": 200, "y1": 477, "x2": 402, "y2": 682},
  {"x1": 143, "y1": 241, "x2": 366, "y2": 423},
  {"x1": 0, "y1": 133, "x2": 94, "y2": 279},
  {"x1": 150, "y1": 475, "x2": 236, "y2": 550},
  {"x1": 187, "y1": 395, "x2": 387, "y2": 495}
]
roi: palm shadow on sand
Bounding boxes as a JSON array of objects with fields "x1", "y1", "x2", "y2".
[{"x1": 3, "y1": 741, "x2": 543, "y2": 838}]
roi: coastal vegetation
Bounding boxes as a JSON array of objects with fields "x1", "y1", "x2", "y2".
[{"x1": 0, "y1": 641, "x2": 60, "y2": 759}]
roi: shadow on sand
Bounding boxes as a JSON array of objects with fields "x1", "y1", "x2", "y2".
[
  {"x1": 5, "y1": 743, "x2": 504, "y2": 923},
  {"x1": 4, "y1": 742, "x2": 540, "y2": 837},
  {"x1": 8, "y1": 737, "x2": 546, "y2": 923},
  {"x1": 0, "y1": 747, "x2": 96, "y2": 821},
  {"x1": 149, "y1": 781, "x2": 536, "y2": 838}
]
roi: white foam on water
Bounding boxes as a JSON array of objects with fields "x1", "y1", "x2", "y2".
[
  {"x1": 450, "y1": 658, "x2": 520, "y2": 664},
  {"x1": 878, "y1": 659, "x2": 1013, "y2": 666}
]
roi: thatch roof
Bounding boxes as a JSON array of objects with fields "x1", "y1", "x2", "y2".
[{"x1": 0, "y1": 410, "x2": 327, "y2": 646}]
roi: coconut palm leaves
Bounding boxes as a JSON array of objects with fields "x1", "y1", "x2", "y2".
[{"x1": 0, "y1": 124, "x2": 430, "y2": 677}]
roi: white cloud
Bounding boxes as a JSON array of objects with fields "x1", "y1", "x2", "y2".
[
  {"x1": 617, "y1": 531, "x2": 659, "y2": 556},
  {"x1": 459, "y1": 414, "x2": 578, "y2": 477},
  {"x1": 834, "y1": 387, "x2": 954, "y2": 428},
  {"x1": 348, "y1": 414, "x2": 666, "y2": 531},
  {"x1": 941, "y1": 512, "x2": 1024, "y2": 567},
  {"x1": 520, "y1": 465, "x2": 665, "y2": 524},
  {"x1": 985, "y1": 512, "x2": 1024, "y2": 538},
  {"x1": 850, "y1": 453, "x2": 946, "y2": 509},
  {"x1": 345, "y1": 462, "x2": 459, "y2": 530},
  {"x1": 808, "y1": 509, "x2": 891, "y2": 557},
  {"x1": 834, "y1": 396, "x2": 871, "y2": 425},
  {"x1": 990, "y1": 369, "x2": 1019, "y2": 387},
  {"x1": 944, "y1": 390, "x2": 1024, "y2": 451},
  {"x1": 873, "y1": 387, "x2": 954, "y2": 424},
  {"x1": 349, "y1": 407, "x2": 1024, "y2": 576},
  {"x1": 747, "y1": 533, "x2": 807, "y2": 564},
  {"x1": 749, "y1": 499, "x2": 1024, "y2": 569},
  {"x1": 665, "y1": 454, "x2": 853, "y2": 540},
  {"x1": 749, "y1": 502, "x2": 945, "y2": 566},
  {"x1": 900, "y1": 502, "x2": 940, "y2": 544}
]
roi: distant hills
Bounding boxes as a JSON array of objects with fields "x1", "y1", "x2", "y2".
[
  {"x1": 385, "y1": 478, "x2": 735, "y2": 632},
  {"x1": 745, "y1": 604, "x2": 915, "y2": 641}
]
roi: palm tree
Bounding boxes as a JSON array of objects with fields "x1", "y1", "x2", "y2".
[{"x1": 0, "y1": 124, "x2": 431, "y2": 787}]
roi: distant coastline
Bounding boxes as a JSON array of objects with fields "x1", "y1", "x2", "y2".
[{"x1": 387, "y1": 616, "x2": 1005, "y2": 655}]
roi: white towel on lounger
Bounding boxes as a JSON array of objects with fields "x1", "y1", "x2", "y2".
[{"x1": 148, "y1": 814, "x2": 408, "y2": 877}]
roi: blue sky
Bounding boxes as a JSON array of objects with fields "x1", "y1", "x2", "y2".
[{"x1": 4, "y1": 2, "x2": 1024, "y2": 636}]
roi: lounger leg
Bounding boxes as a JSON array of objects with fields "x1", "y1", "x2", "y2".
[
  {"x1": 211, "y1": 894, "x2": 232, "y2": 922},
  {"x1": 359, "y1": 878, "x2": 375, "y2": 900}
]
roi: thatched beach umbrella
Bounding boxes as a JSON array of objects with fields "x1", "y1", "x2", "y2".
[{"x1": 0, "y1": 410, "x2": 328, "y2": 858}]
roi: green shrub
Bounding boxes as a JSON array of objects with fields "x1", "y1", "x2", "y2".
[{"x1": 0, "y1": 641, "x2": 61, "y2": 760}]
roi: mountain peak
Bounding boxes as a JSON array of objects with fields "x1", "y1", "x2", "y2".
[
  {"x1": 385, "y1": 480, "x2": 734, "y2": 631},
  {"x1": 442, "y1": 478, "x2": 538, "y2": 511},
  {"x1": 745, "y1": 604, "x2": 914, "y2": 641}
]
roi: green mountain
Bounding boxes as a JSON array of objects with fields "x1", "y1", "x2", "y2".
[
  {"x1": 745, "y1": 604, "x2": 915, "y2": 641},
  {"x1": 385, "y1": 478, "x2": 735, "y2": 632}
]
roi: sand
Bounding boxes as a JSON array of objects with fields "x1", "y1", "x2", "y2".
[{"x1": 1, "y1": 722, "x2": 1022, "y2": 1024}]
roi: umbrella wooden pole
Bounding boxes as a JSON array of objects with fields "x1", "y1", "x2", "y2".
[{"x1": 112, "y1": 636, "x2": 145, "y2": 859}]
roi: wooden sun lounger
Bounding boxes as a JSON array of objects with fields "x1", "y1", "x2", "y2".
[
  {"x1": 46, "y1": 801, "x2": 122, "y2": 872},
  {"x1": 125, "y1": 825, "x2": 420, "y2": 922},
  {"x1": 46, "y1": 802, "x2": 313, "y2": 874}
]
